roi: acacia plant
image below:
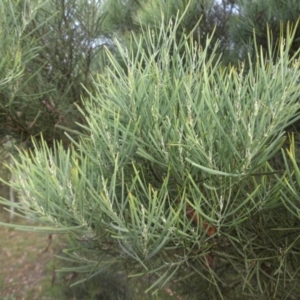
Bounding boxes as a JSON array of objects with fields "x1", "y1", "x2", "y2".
[{"x1": 2, "y1": 8, "x2": 300, "y2": 299}]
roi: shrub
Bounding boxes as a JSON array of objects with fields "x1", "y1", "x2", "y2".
[{"x1": 2, "y1": 11, "x2": 300, "y2": 299}]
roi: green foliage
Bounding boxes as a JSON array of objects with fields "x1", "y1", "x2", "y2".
[
  {"x1": 231, "y1": 0, "x2": 300, "y2": 62},
  {"x1": 2, "y1": 7, "x2": 300, "y2": 300},
  {"x1": 103, "y1": 0, "x2": 237, "y2": 65},
  {"x1": 278, "y1": 134, "x2": 300, "y2": 219},
  {"x1": 4, "y1": 0, "x2": 300, "y2": 148},
  {"x1": 0, "y1": 0, "x2": 44, "y2": 131},
  {"x1": 133, "y1": 0, "x2": 201, "y2": 29},
  {"x1": 0, "y1": 0, "x2": 110, "y2": 145},
  {"x1": 0, "y1": 0, "x2": 40, "y2": 83}
]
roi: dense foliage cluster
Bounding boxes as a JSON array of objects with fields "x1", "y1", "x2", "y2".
[{"x1": 2, "y1": 0, "x2": 300, "y2": 299}]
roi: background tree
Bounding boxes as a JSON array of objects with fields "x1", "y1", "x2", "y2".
[
  {"x1": 0, "y1": 0, "x2": 111, "y2": 146},
  {"x1": 103, "y1": 0, "x2": 238, "y2": 65},
  {"x1": 230, "y1": 0, "x2": 300, "y2": 63}
]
